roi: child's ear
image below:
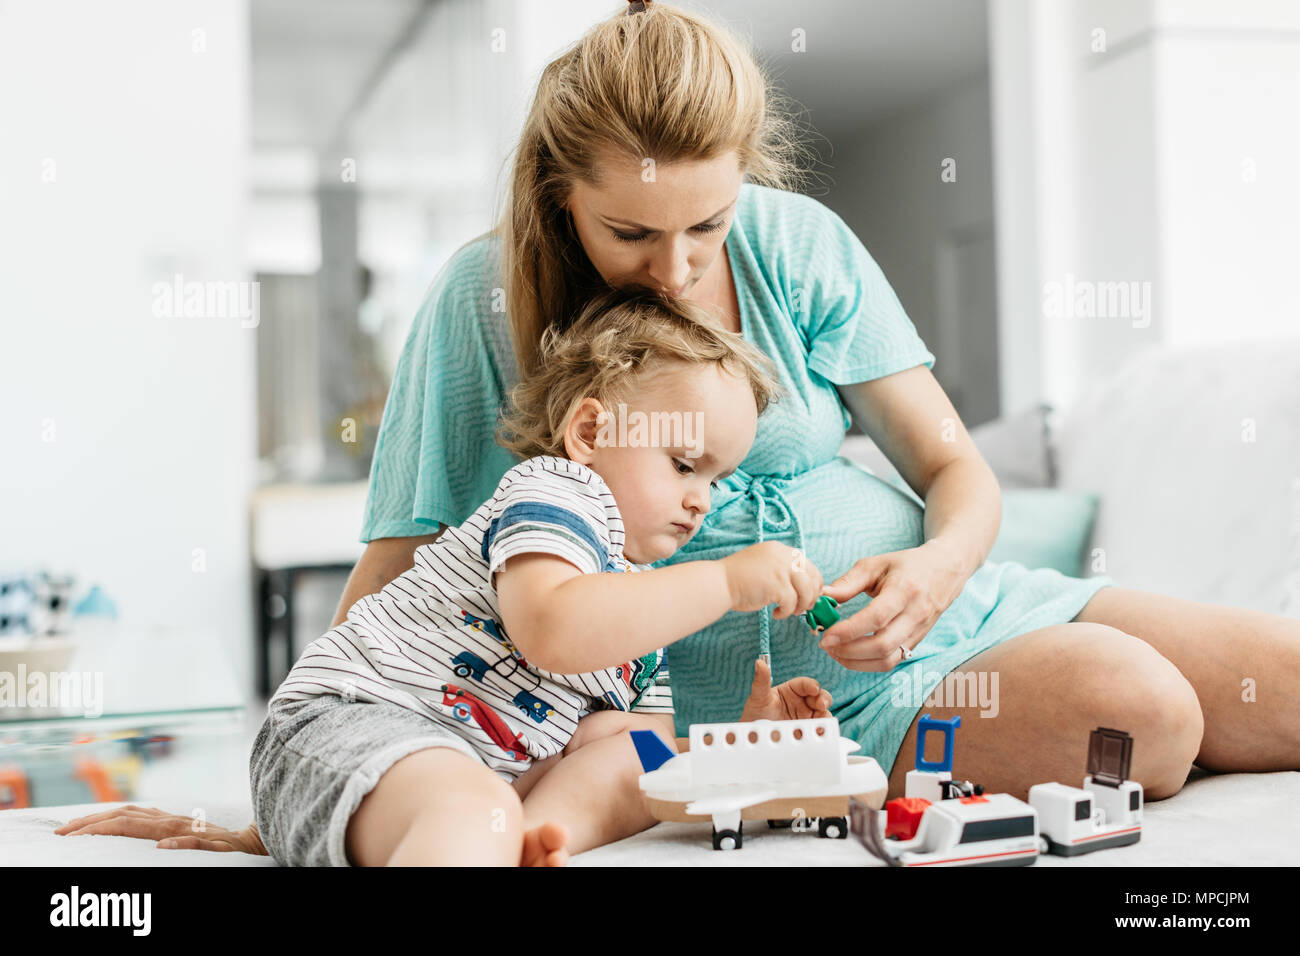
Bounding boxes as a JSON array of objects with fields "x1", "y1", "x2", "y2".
[{"x1": 562, "y1": 397, "x2": 606, "y2": 463}]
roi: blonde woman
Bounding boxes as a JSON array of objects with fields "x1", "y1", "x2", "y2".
[{"x1": 59, "y1": 0, "x2": 1300, "y2": 861}]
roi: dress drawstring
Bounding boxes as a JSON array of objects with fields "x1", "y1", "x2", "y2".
[{"x1": 743, "y1": 474, "x2": 806, "y2": 670}]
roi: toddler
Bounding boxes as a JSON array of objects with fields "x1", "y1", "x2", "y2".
[{"x1": 251, "y1": 287, "x2": 832, "y2": 866}]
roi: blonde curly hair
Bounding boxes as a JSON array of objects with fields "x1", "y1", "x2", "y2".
[{"x1": 496, "y1": 287, "x2": 782, "y2": 460}]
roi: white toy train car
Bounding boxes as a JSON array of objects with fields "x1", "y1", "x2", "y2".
[{"x1": 1029, "y1": 727, "x2": 1143, "y2": 855}]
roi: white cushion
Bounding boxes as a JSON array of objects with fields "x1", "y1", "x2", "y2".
[
  {"x1": 839, "y1": 403, "x2": 1054, "y2": 489},
  {"x1": 1054, "y1": 340, "x2": 1300, "y2": 614}
]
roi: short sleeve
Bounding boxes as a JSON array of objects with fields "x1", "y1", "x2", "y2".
[
  {"x1": 629, "y1": 655, "x2": 674, "y2": 714},
  {"x1": 359, "y1": 240, "x2": 521, "y2": 542},
  {"x1": 483, "y1": 465, "x2": 614, "y2": 580},
  {"x1": 795, "y1": 201, "x2": 936, "y2": 385}
]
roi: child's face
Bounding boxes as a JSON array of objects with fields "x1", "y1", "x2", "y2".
[{"x1": 567, "y1": 362, "x2": 758, "y2": 565}]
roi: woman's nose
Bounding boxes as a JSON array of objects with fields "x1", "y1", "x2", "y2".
[{"x1": 647, "y1": 238, "x2": 691, "y2": 294}]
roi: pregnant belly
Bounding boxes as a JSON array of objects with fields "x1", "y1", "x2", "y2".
[{"x1": 670, "y1": 456, "x2": 926, "y2": 576}]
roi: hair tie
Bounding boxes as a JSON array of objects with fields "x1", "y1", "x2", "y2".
[{"x1": 626, "y1": 0, "x2": 648, "y2": 14}]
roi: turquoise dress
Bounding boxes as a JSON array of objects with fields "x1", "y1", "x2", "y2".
[{"x1": 360, "y1": 182, "x2": 1114, "y2": 776}]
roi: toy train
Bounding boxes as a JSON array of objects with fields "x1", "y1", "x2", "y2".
[{"x1": 849, "y1": 716, "x2": 1142, "y2": 866}]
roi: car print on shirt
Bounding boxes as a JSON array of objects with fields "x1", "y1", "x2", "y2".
[
  {"x1": 461, "y1": 610, "x2": 528, "y2": 663},
  {"x1": 439, "y1": 683, "x2": 528, "y2": 762},
  {"x1": 447, "y1": 649, "x2": 557, "y2": 726}
]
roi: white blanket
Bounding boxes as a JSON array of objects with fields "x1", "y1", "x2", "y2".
[{"x1": 4, "y1": 767, "x2": 1296, "y2": 866}]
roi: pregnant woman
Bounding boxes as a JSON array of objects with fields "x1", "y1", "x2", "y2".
[{"x1": 58, "y1": 0, "x2": 1300, "y2": 859}]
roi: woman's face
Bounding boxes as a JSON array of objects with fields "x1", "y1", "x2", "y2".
[{"x1": 565, "y1": 150, "x2": 744, "y2": 297}]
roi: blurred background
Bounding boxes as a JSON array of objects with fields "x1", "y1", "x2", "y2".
[{"x1": 2, "y1": 0, "x2": 1298, "y2": 809}]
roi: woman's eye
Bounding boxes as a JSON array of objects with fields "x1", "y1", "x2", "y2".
[{"x1": 611, "y1": 221, "x2": 725, "y2": 243}]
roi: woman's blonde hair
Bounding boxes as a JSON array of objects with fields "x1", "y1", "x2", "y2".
[
  {"x1": 495, "y1": 1, "x2": 815, "y2": 377},
  {"x1": 496, "y1": 287, "x2": 782, "y2": 460}
]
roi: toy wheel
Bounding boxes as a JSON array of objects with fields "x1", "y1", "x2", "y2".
[
  {"x1": 451, "y1": 702, "x2": 471, "y2": 722},
  {"x1": 818, "y1": 816, "x2": 848, "y2": 839},
  {"x1": 712, "y1": 824, "x2": 743, "y2": 851}
]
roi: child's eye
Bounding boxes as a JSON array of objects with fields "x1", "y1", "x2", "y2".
[{"x1": 673, "y1": 458, "x2": 693, "y2": 476}]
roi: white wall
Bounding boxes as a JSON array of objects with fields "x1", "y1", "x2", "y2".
[
  {"x1": 824, "y1": 75, "x2": 1000, "y2": 425},
  {"x1": 990, "y1": 0, "x2": 1300, "y2": 418},
  {"x1": 0, "y1": 1, "x2": 254, "y2": 699}
]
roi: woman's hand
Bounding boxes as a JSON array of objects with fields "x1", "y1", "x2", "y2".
[
  {"x1": 54, "y1": 805, "x2": 269, "y2": 855},
  {"x1": 739, "y1": 657, "x2": 832, "y2": 721},
  {"x1": 817, "y1": 539, "x2": 971, "y2": 672}
]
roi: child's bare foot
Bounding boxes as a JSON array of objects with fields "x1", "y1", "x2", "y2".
[{"x1": 520, "y1": 822, "x2": 569, "y2": 866}]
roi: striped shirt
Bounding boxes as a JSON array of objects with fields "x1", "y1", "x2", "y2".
[{"x1": 270, "y1": 455, "x2": 673, "y2": 774}]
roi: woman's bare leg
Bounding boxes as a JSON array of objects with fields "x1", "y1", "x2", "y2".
[
  {"x1": 344, "y1": 746, "x2": 565, "y2": 866},
  {"x1": 885, "y1": 622, "x2": 1204, "y2": 801},
  {"x1": 1071, "y1": 587, "x2": 1300, "y2": 771}
]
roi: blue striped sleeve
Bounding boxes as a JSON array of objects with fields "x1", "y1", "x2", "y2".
[{"x1": 483, "y1": 468, "x2": 613, "y2": 578}]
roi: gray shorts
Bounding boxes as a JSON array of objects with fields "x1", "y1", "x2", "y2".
[{"x1": 248, "y1": 694, "x2": 498, "y2": 866}]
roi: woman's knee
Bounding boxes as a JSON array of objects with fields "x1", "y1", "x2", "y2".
[{"x1": 1060, "y1": 624, "x2": 1203, "y2": 797}]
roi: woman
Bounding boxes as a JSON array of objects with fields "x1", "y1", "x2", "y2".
[{"x1": 58, "y1": 0, "x2": 1300, "y2": 859}]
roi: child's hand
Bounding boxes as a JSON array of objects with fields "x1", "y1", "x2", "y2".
[
  {"x1": 721, "y1": 541, "x2": 823, "y2": 619},
  {"x1": 738, "y1": 657, "x2": 832, "y2": 722}
]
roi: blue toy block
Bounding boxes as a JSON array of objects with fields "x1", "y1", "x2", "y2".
[{"x1": 915, "y1": 713, "x2": 962, "y2": 774}]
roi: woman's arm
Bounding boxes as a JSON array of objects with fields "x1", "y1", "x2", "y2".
[
  {"x1": 819, "y1": 366, "x2": 1002, "y2": 670},
  {"x1": 329, "y1": 529, "x2": 447, "y2": 627}
]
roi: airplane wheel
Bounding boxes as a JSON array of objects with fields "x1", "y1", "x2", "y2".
[
  {"x1": 712, "y1": 824, "x2": 743, "y2": 850},
  {"x1": 818, "y1": 816, "x2": 848, "y2": 839}
]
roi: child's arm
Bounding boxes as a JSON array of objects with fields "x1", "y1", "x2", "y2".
[{"x1": 495, "y1": 541, "x2": 822, "y2": 674}]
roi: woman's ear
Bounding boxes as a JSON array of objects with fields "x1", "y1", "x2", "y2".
[{"x1": 562, "y1": 396, "x2": 607, "y2": 464}]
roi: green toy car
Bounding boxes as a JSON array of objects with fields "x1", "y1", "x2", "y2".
[{"x1": 805, "y1": 595, "x2": 840, "y2": 632}]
